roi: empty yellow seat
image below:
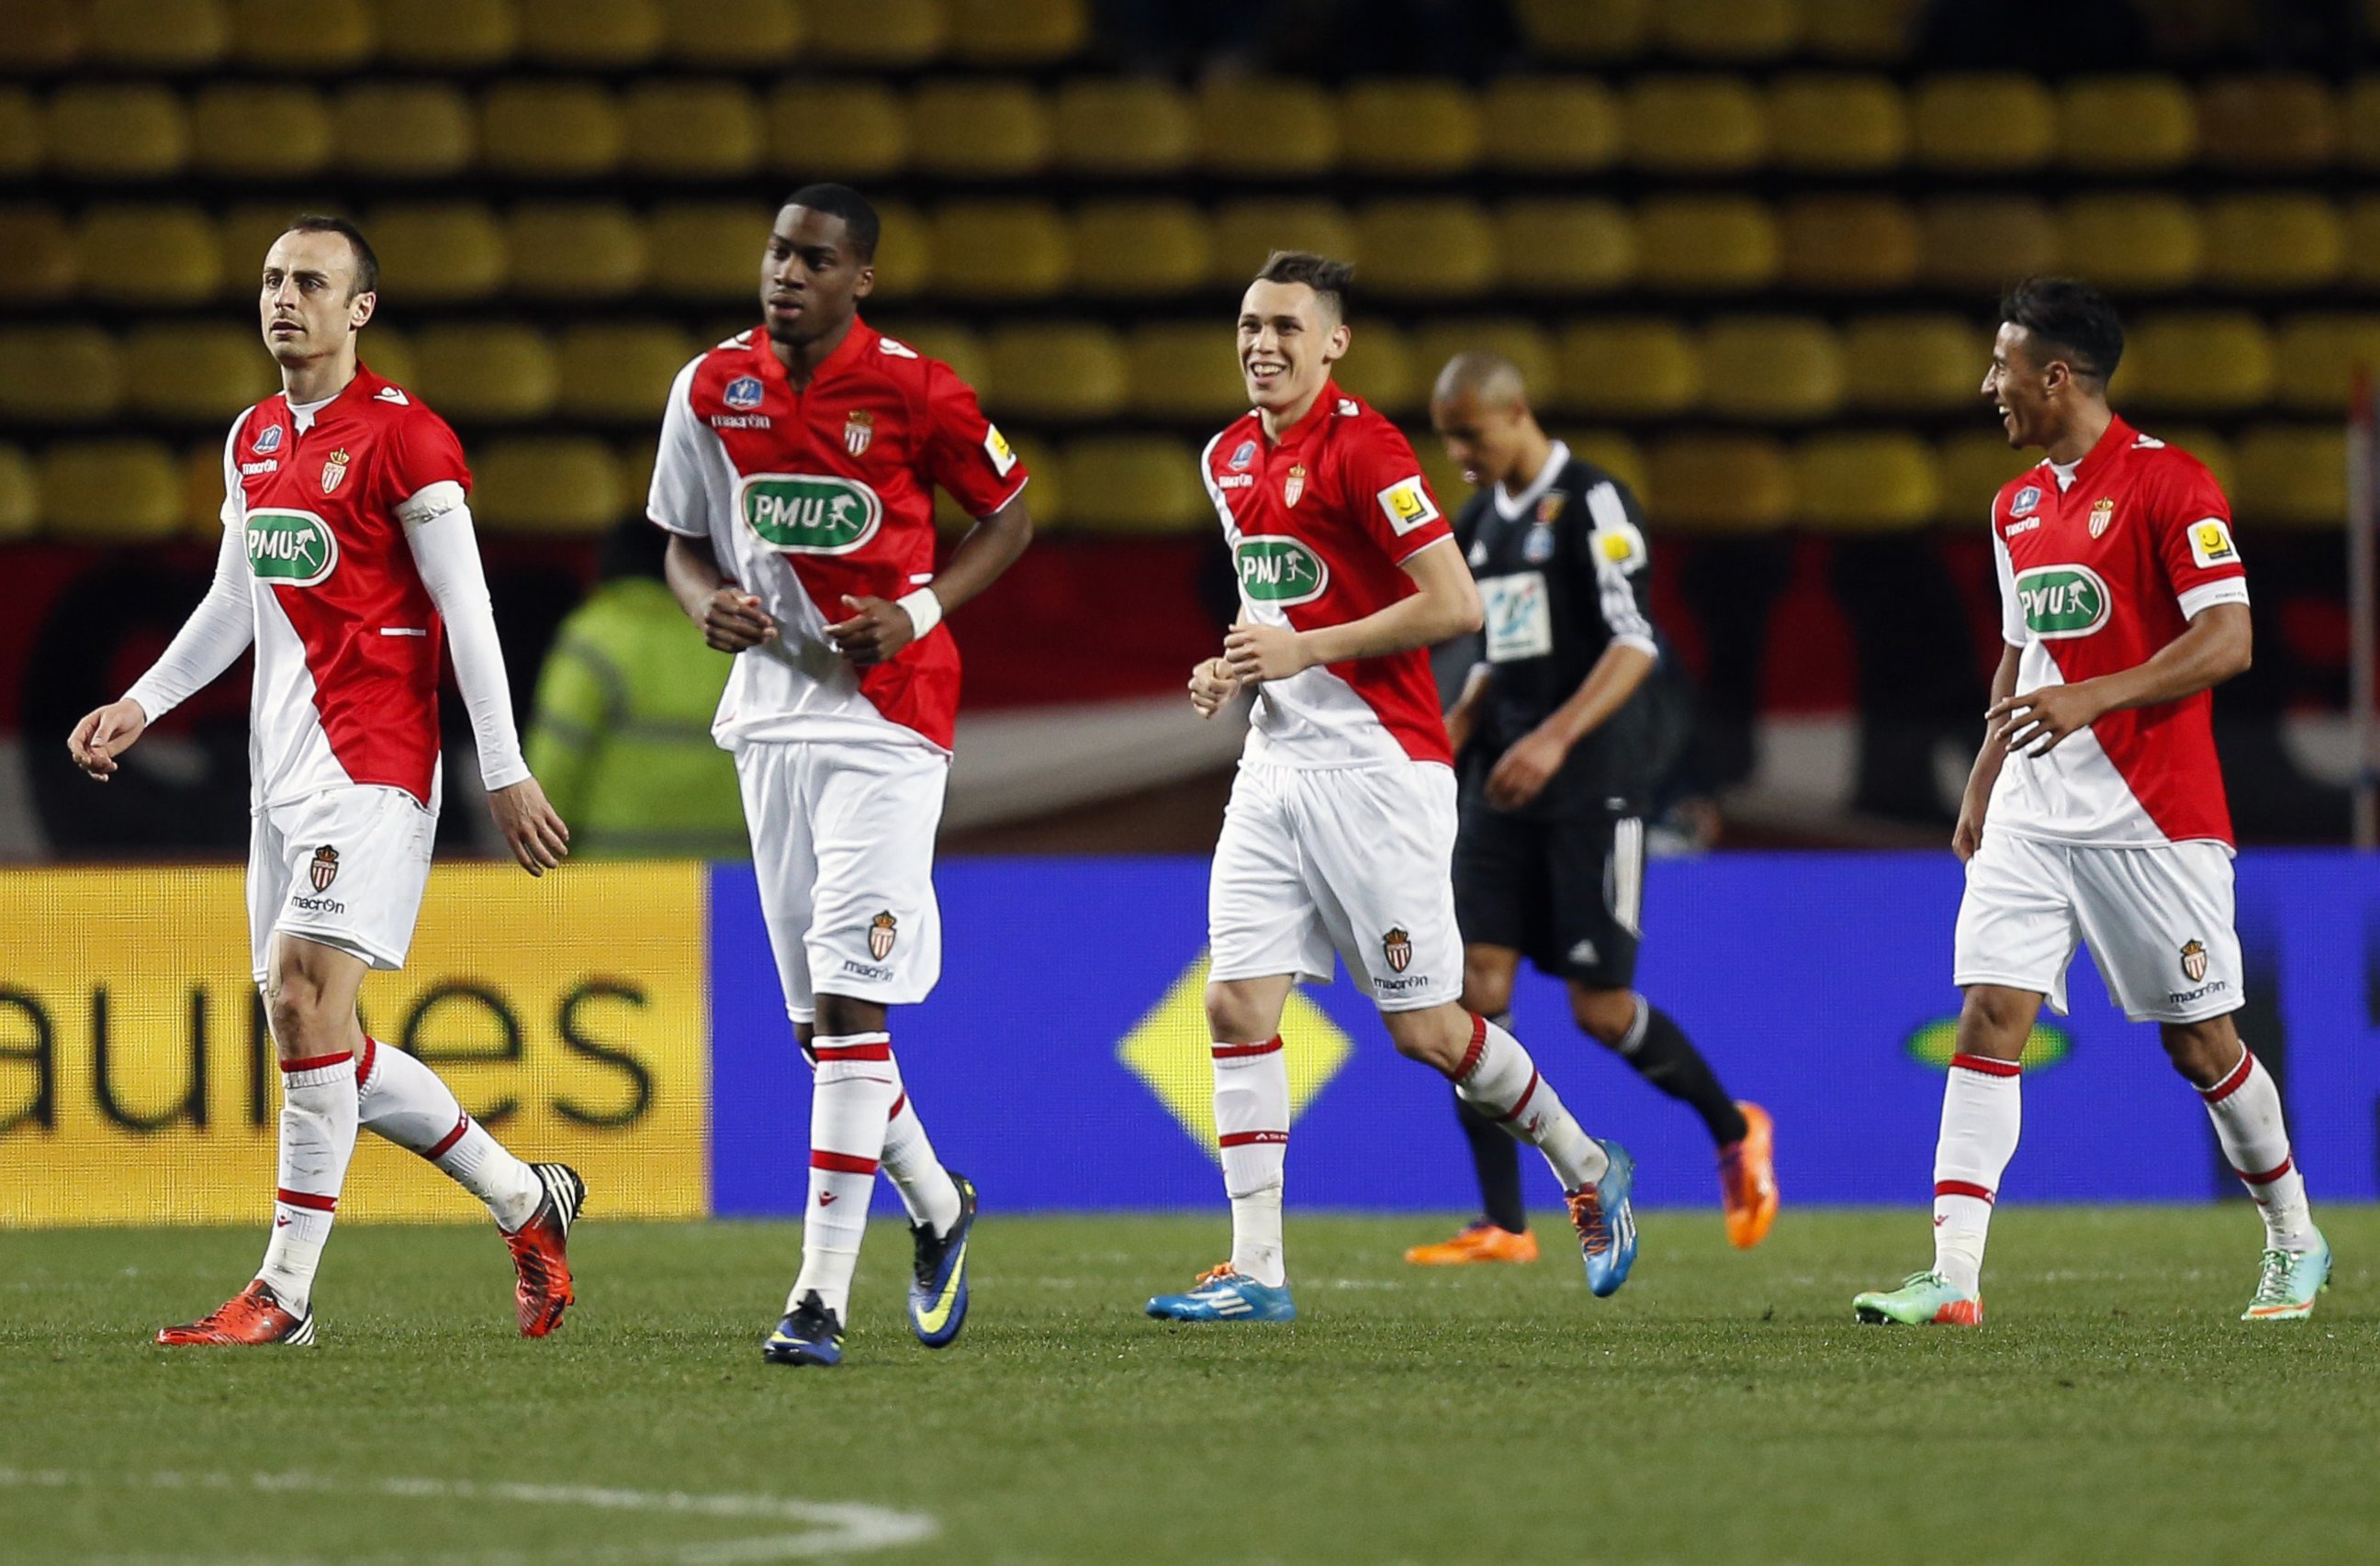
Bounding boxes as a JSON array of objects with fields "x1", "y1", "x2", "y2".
[
  {"x1": 1919, "y1": 196, "x2": 2058, "y2": 291},
  {"x1": 1511, "y1": 0, "x2": 1646, "y2": 60},
  {"x1": 0, "y1": 207, "x2": 77, "y2": 303},
  {"x1": 2235, "y1": 427, "x2": 2345, "y2": 528},
  {"x1": 909, "y1": 79, "x2": 1050, "y2": 177},
  {"x1": 85, "y1": 0, "x2": 226, "y2": 67},
  {"x1": 481, "y1": 82, "x2": 623, "y2": 179},
  {"x1": 1656, "y1": 0, "x2": 1797, "y2": 59},
  {"x1": 0, "y1": 90, "x2": 40, "y2": 179},
  {"x1": 930, "y1": 202, "x2": 1068, "y2": 299},
  {"x1": 1913, "y1": 73, "x2": 2056, "y2": 172},
  {"x1": 2348, "y1": 78, "x2": 2380, "y2": 170},
  {"x1": 1126, "y1": 322, "x2": 1243, "y2": 420},
  {"x1": 1624, "y1": 75, "x2": 1766, "y2": 174},
  {"x1": 370, "y1": 0, "x2": 515, "y2": 66},
  {"x1": 1636, "y1": 196, "x2": 1777, "y2": 291},
  {"x1": 554, "y1": 324, "x2": 692, "y2": 420},
  {"x1": 2350, "y1": 196, "x2": 2380, "y2": 288},
  {"x1": 1062, "y1": 437, "x2": 1207, "y2": 535},
  {"x1": 0, "y1": 443, "x2": 36, "y2": 542},
  {"x1": 803, "y1": 0, "x2": 943, "y2": 65},
  {"x1": 360, "y1": 324, "x2": 413, "y2": 387},
  {"x1": 334, "y1": 82, "x2": 474, "y2": 178},
  {"x1": 2059, "y1": 75, "x2": 2195, "y2": 173},
  {"x1": 2273, "y1": 314, "x2": 2380, "y2": 412},
  {"x1": 1647, "y1": 435, "x2": 1792, "y2": 533},
  {"x1": 660, "y1": 0, "x2": 799, "y2": 62},
  {"x1": 1768, "y1": 73, "x2": 1906, "y2": 172},
  {"x1": 1051, "y1": 78, "x2": 1192, "y2": 174},
  {"x1": 41, "y1": 440, "x2": 182, "y2": 542},
  {"x1": 180, "y1": 439, "x2": 228, "y2": 536},
  {"x1": 2151, "y1": 427, "x2": 2235, "y2": 495},
  {"x1": 516, "y1": 0, "x2": 658, "y2": 65},
  {"x1": 1409, "y1": 320, "x2": 1558, "y2": 408},
  {"x1": 410, "y1": 323, "x2": 556, "y2": 420},
  {"x1": 215, "y1": 203, "x2": 318, "y2": 298},
  {"x1": 476, "y1": 437, "x2": 621, "y2": 535},
  {"x1": 2198, "y1": 75, "x2": 2336, "y2": 171},
  {"x1": 1072, "y1": 201, "x2": 1211, "y2": 297},
  {"x1": 1336, "y1": 321, "x2": 1415, "y2": 416},
  {"x1": 1936, "y1": 431, "x2": 2029, "y2": 523},
  {"x1": 2203, "y1": 195, "x2": 2343, "y2": 291},
  {"x1": 1199, "y1": 79, "x2": 1337, "y2": 176},
  {"x1": 47, "y1": 85, "x2": 186, "y2": 180},
  {"x1": 1341, "y1": 79, "x2": 1480, "y2": 175},
  {"x1": 1496, "y1": 199, "x2": 1633, "y2": 295},
  {"x1": 124, "y1": 322, "x2": 275, "y2": 420},
  {"x1": 1844, "y1": 315, "x2": 1987, "y2": 412},
  {"x1": 767, "y1": 81, "x2": 906, "y2": 177},
  {"x1": 508, "y1": 203, "x2": 645, "y2": 299},
  {"x1": 1482, "y1": 77, "x2": 1620, "y2": 173},
  {"x1": 624, "y1": 80, "x2": 759, "y2": 178},
  {"x1": 2060, "y1": 194, "x2": 2202, "y2": 291},
  {"x1": 1802, "y1": 0, "x2": 1915, "y2": 61},
  {"x1": 1701, "y1": 317, "x2": 1844, "y2": 421},
  {"x1": 79, "y1": 205, "x2": 219, "y2": 305},
  {"x1": 2117, "y1": 312, "x2": 2273, "y2": 413},
  {"x1": 872, "y1": 322, "x2": 980, "y2": 392},
  {"x1": 1794, "y1": 433, "x2": 1937, "y2": 532},
  {"x1": 230, "y1": 0, "x2": 375, "y2": 70},
  {"x1": 868, "y1": 199, "x2": 932, "y2": 300},
  {"x1": 1208, "y1": 200, "x2": 1358, "y2": 285},
  {"x1": 1354, "y1": 200, "x2": 1496, "y2": 299},
  {"x1": 0, "y1": 327, "x2": 122, "y2": 422},
  {"x1": 1779, "y1": 196, "x2": 1921, "y2": 291},
  {"x1": 989, "y1": 322, "x2": 1127, "y2": 421},
  {"x1": 1552, "y1": 431, "x2": 1650, "y2": 500},
  {"x1": 646, "y1": 202, "x2": 769, "y2": 300},
  {"x1": 370, "y1": 204, "x2": 507, "y2": 302},
  {"x1": 192, "y1": 84, "x2": 332, "y2": 177},
  {"x1": 947, "y1": 0, "x2": 1084, "y2": 63},
  {"x1": 1553, "y1": 320, "x2": 1701, "y2": 418},
  {"x1": 0, "y1": 0, "x2": 84, "y2": 73}
]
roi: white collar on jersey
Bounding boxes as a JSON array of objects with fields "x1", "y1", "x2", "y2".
[
  {"x1": 287, "y1": 391, "x2": 337, "y2": 435},
  {"x1": 2047, "y1": 456, "x2": 2081, "y2": 493},
  {"x1": 1493, "y1": 440, "x2": 1571, "y2": 520}
]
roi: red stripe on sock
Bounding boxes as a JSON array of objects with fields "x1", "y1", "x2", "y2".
[
  {"x1": 812, "y1": 1042, "x2": 892, "y2": 1062},
  {"x1": 275, "y1": 1188, "x2": 337, "y2": 1213},
  {"x1": 1218, "y1": 1131, "x2": 1289, "y2": 1147},
  {"x1": 1949, "y1": 1053, "x2": 2021, "y2": 1079},
  {"x1": 1935, "y1": 1180, "x2": 1996, "y2": 1204},
  {"x1": 1211, "y1": 1037, "x2": 1284, "y2": 1058},
  {"x1": 1454, "y1": 1013, "x2": 1488, "y2": 1080},
  {"x1": 1492, "y1": 1069, "x2": 1542, "y2": 1125},
  {"x1": 888, "y1": 1091, "x2": 908, "y2": 1119},
  {"x1": 2237, "y1": 1154, "x2": 2294, "y2": 1186},
  {"x1": 2202, "y1": 1050, "x2": 2256, "y2": 1104},
  {"x1": 279, "y1": 1050, "x2": 354, "y2": 1074},
  {"x1": 355, "y1": 1035, "x2": 377, "y2": 1090},
  {"x1": 425, "y1": 1113, "x2": 471, "y2": 1160},
  {"x1": 811, "y1": 1150, "x2": 881, "y2": 1175}
]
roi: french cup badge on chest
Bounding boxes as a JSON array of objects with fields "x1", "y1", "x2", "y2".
[
  {"x1": 1523, "y1": 524, "x2": 1555, "y2": 564},
  {"x1": 868, "y1": 911, "x2": 898, "y2": 961},
  {"x1": 2011, "y1": 485, "x2": 2040, "y2": 519},
  {"x1": 844, "y1": 409, "x2": 874, "y2": 456},
  {"x1": 320, "y1": 447, "x2": 352, "y2": 496},
  {"x1": 1284, "y1": 464, "x2": 1307, "y2": 507},
  {"x1": 2089, "y1": 498, "x2": 2115, "y2": 539}
]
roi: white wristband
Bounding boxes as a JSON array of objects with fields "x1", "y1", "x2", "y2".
[{"x1": 897, "y1": 586, "x2": 944, "y2": 639}]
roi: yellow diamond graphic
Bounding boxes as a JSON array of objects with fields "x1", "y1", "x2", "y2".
[{"x1": 1117, "y1": 953, "x2": 1354, "y2": 1158}]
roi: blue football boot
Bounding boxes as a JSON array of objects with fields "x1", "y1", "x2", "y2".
[
  {"x1": 1145, "y1": 1265, "x2": 1297, "y2": 1323},
  {"x1": 907, "y1": 1172, "x2": 978, "y2": 1348},
  {"x1": 1566, "y1": 1139, "x2": 1638, "y2": 1297},
  {"x1": 762, "y1": 1291, "x2": 844, "y2": 1368},
  {"x1": 2242, "y1": 1233, "x2": 2331, "y2": 1322}
]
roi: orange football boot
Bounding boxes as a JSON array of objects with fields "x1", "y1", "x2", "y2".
[
  {"x1": 155, "y1": 1281, "x2": 314, "y2": 1347},
  {"x1": 1404, "y1": 1221, "x2": 1540, "y2": 1266},
  {"x1": 1718, "y1": 1102, "x2": 1779, "y2": 1249},
  {"x1": 504, "y1": 1163, "x2": 586, "y2": 1338}
]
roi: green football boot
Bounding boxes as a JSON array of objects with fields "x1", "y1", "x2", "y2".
[
  {"x1": 2241, "y1": 1236, "x2": 2331, "y2": 1322},
  {"x1": 1853, "y1": 1270, "x2": 1983, "y2": 1327}
]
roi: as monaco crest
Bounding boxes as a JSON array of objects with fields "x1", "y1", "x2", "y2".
[
  {"x1": 2180, "y1": 939, "x2": 2208, "y2": 983},
  {"x1": 2089, "y1": 498, "x2": 2115, "y2": 539},
  {"x1": 320, "y1": 448, "x2": 352, "y2": 496},
  {"x1": 309, "y1": 845, "x2": 340, "y2": 892},
  {"x1": 844, "y1": 410, "x2": 874, "y2": 456},
  {"x1": 1284, "y1": 464, "x2": 1308, "y2": 507},
  {"x1": 868, "y1": 911, "x2": 898, "y2": 961},
  {"x1": 1382, "y1": 926, "x2": 1412, "y2": 974}
]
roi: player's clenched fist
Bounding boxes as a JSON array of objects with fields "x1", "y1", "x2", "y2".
[
  {"x1": 67, "y1": 699, "x2": 150, "y2": 780},
  {"x1": 825, "y1": 594, "x2": 915, "y2": 667},
  {"x1": 1223, "y1": 621, "x2": 1315, "y2": 683},
  {"x1": 1187, "y1": 656, "x2": 1245, "y2": 719},
  {"x1": 702, "y1": 587, "x2": 778, "y2": 653}
]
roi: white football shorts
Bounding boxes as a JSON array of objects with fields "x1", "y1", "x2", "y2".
[
  {"x1": 1208, "y1": 758, "x2": 1465, "y2": 1012},
  {"x1": 1952, "y1": 829, "x2": 2242, "y2": 1023},
  {"x1": 736, "y1": 737, "x2": 949, "y2": 1023},
  {"x1": 247, "y1": 784, "x2": 436, "y2": 982}
]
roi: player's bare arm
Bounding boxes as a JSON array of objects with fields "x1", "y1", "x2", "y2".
[
  {"x1": 1225, "y1": 538, "x2": 1483, "y2": 682},
  {"x1": 1485, "y1": 642, "x2": 1656, "y2": 811},
  {"x1": 1955, "y1": 643, "x2": 2024, "y2": 860},
  {"x1": 665, "y1": 532, "x2": 777, "y2": 652},
  {"x1": 1443, "y1": 661, "x2": 1490, "y2": 754},
  {"x1": 826, "y1": 491, "x2": 1035, "y2": 667},
  {"x1": 1993, "y1": 602, "x2": 2251, "y2": 758}
]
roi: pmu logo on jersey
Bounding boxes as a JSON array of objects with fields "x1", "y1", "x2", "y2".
[
  {"x1": 1376, "y1": 475, "x2": 1440, "y2": 536},
  {"x1": 320, "y1": 448, "x2": 352, "y2": 496},
  {"x1": 2180, "y1": 939, "x2": 2209, "y2": 983},
  {"x1": 843, "y1": 409, "x2": 874, "y2": 456},
  {"x1": 2015, "y1": 565, "x2": 2110, "y2": 639},
  {"x1": 724, "y1": 375, "x2": 764, "y2": 410},
  {"x1": 245, "y1": 510, "x2": 340, "y2": 587},
  {"x1": 868, "y1": 911, "x2": 898, "y2": 961},
  {"x1": 2089, "y1": 498, "x2": 2116, "y2": 539},
  {"x1": 737, "y1": 474, "x2": 884, "y2": 555},
  {"x1": 309, "y1": 845, "x2": 340, "y2": 893},
  {"x1": 1234, "y1": 537, "x2": 1329, "y2": 606},
  {"x1": 1382, "y1": 927, "x2": 1413, "y2": 974},
  {"x1": 252, "y1": 424, "x2": 284, "y2": 454}
]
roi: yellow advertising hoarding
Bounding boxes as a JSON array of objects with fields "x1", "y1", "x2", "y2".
[{"x1": 0, "y1": 862, "x2": 708, "y2": 1225}]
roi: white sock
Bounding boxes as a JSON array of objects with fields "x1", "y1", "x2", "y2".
[
  {"x1": 790, "y1": 1033, "x2": 898, "y2": 1321},
  {"x1": 354, "y1": 1035, "x2": 542, "y2": 1231},
  {"x1": 1931, "y1": 1053, "x2": 2022, "y2": 1296},
  {"x1": 2199, "y1": 1047, "x2": 2318, "y2": 1251},
  {"x1": 1213, "y1": 1037, "x2": 1289, "y2": 1287},
  {"x1": 256, "y1": 1050, "x2": 359, "y2": 1314},
  {"x1": 1451, "y1": 1014, "x2": 1609, "y2": 1191},
  {"x1": 879, "y1": 1076, "x2": 964, "y2": 1237}
]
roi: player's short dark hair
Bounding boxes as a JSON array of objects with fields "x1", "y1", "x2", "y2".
[
  {"x1": 1999, "y1": 275, "x2": 2124, "y2": 384},
  {"x1": 1255, "y1": 250, "x2": 1354, "y2": 321},
  {"x1": 283, "y1": 214, "x2": 377, "y2": 298},
  {"x1": 782, "y1": 183, "x2": 880, "y2": 261}
]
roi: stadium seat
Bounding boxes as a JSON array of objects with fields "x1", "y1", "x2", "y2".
[
  {"x1": 1341, "y1": 80, "x2": 1481, "y2": 175},
  {"x1": 0, "y1": 328, "x2": 122, "y2": 422},
  {"x1": 370, "y1": 204, "x2": 507, "y2": 302},
  {"x1": 909, "y1": 80, "x2": 1051, "y2": 178},
  {"x1": 2060, "y1": 195, "x2": 2202, "y2": 291},
  {"x1": 878, "y1": 321, "x2": 985, "y2": 391},
  {"x1": 1936, "y1": 431, "x2": 2028, "y2": 522},
  {"x1": 78, "y1": 205, "x2": 219, "y2": 306},
  {"x1": 1793, "y1": 433, "x2": 1938, "y2": 532},
  {"x1": 1208, "y1": 200, "x2": 1358, "y2": 285},
  {"x1": 2350, "y1": 196, "x2": 2380, "y2": 289},
  {"x1": 1646, "y1": 435, "x2": 1792, "y2": 533},
  {"x1": 1912, "y1": 73, "x2": 2056, "y2": 172},
  {"x1": 1496, "y1": 199, "x2": 1633, "y2": 295},
  {"x1": 1409, "y1": 320, "x2": 1558, "y2": 408},
  {"x1": 1510, "y1": 0, "x2": 1646, "y2": 60},
  {"x1": 192, "y1": 84, "x2": 332, "y2": 177},
  {"x1": 2202, "y1": 195, "x2": 2344, "y2": 291},
  {"x1": 1061, "y1": 436, "x2": 1207, "y2": 534},
  {"x1": 179, "y1": 440, "x2": 227, "y2": 537},
  {"x1": 334, "y1": 83, "x2": 474, "y2": 178},
  {"x1": 1126, "y1": 322, "x2": 1243, "y2": 420},
  {"x1": 1635, "y1": 196, "x2": 1778, "y2": 292},
  {"x1": 660, "y1": 0, "x2": 799, "y2": 63},
  {"x1": 2348, "y1": 78, "x2": 2380, "y2": 170},
  {"x1": 480, "y1": 83, "x2": 624, "y2": 180},
  {"x1": 215, "y1": 203, "x2": 319, "y2": 298},
  {"x1": 2272, "y1": 314, "x2": 2380, "y2": 412},
  {"x1": 1779, "y1": 196, "x2": 1921, "y2": 291},
  {"x1": 936, "y1": 432, "x2": 1061, "y2": 531},
  {"x1": 646, "y1": 201, "x2": 770, "y2": 300},
  {"x1": 1336, "y1": 320, "x2": 1416, "y2": 416},
  {"x1": 1199, "y1": 79, "x2": 1337, "y2": 176},
  {"x1": 1919, "y1": 196, "x2": 2059, "y2": 291},
  {"x1": 767, "y1": 81, "x2": 907, "y2": 178},
  {"x1": 802, "y1": 0, "x2": 943, "y2": 65},
  {"x1": 2058, "y1": 75, "x2": 2195, "y2": 173},
  {"x1": 1552, "y1": 320, "x2": 1701, "y2": 419},
  {"x1": 868, "y1": 199, "x2": 932, "y2": 299},
  {"x1": 370, "y1": 0, "x2": 515, "y2": 66},
  {"x1": 84, "y1": 0, "x2": 226, "y2": 67},
  {"x1": 1555, "y1": 431, "x2": 1651, "y2": 500},
  {"x1": 1844, "y1": 315, "x2": 1987, "y2": 412},
  {"x1": 1051, "y1": 79, "x2": 1193, "y2": 174},
  {"x1": 410, "y1": 323, "x2": 556, "y2": 420},
  {"x1": 987, "y1": 322, "x2": 1127, "y2": 421},
  {"x1": 624, "y1": 80, "x2": 760, "y2": 178},
  {"x1": 554, "y1": 324, "x2": 693, "y2": 420},
  {"x1": 359, "y1": 323, "x2": 412, "y2": 387},
  {"x1": 2197, "y1": 75, "x2": 2336, "y2": 171},
  {"x1": 1655, "y1": 0, "x2": 1798, "y2": 59},
  {"x1": 0, "y1": 444, "x2": 36, "y2": 543},
  {"x1": 929, "y1": 202, "x2": 1069, "y2": 299},
  {"x1": 946, "y1": 0, "x2": 1085, "y2": 63},
  {"x1": 46, "y1": 85, "x2": 187, "y2": 180},
  {"x1": 0, "y1": 0, "x2": 84, "y2": 73},
  {"x1": 1072, "y1": 201, "x2": 1211, "y2": 297},
  {"x1": 40, "y1": 440, "x2": 183, "y2": 542},
  {"x1": 230, "y1": 0, "x2": 375, "y2": 71},
  {"x1": 1481, "y1": 77, "x2": 1620, "y2": 173},
  {"x1": 123, "y1": 322, "x2": 275, "y2": 420},
  {"x1": 516, "y1": 0, "x2": 658, "y2": 65},
  {"x1": 1768, "y1": 73, "x2": 1907, "y2": 172},
  {"x1": 2144, "y1": 426, "x2": 2235, "y2": 493},
  {"x1": 1701, "y1": 317, "x2": 1844, "y2": 421},
  {"x1": 474, "y1": 437, "x2": 621, "y2": 535},
  {"x1": 0, "y1": 90, "x2": 39, "y2": 179},
  {"x1": 1354, "y1": 201, "x2": 1497, "y2": 298},
  {"x1": 1623, "y1": 75, "x2": 1767, "y2": 174},
  {"x1": 2235, "y1": 426, "x2": 2346, "y2": 528},
  {"x1": 0, "y1": 207, "x2": 77, "y2": 303},
  {"x1": 1802, "y1": 0, "x2": 1915, "y2": 61},
  {"x1": 507, "y1": 204, "x2": 645, "y2": 299},
  {"x1": 2116, "y1": 312, "x2": 2274, "y2": 413}
]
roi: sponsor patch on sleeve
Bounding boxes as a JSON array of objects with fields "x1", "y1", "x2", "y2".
[
  {"x1": 1375, "y1": 475, "x2": 1440, "y2": 536},
  {"x1": 983, "y1": 424, "x2": 1018, "y2": 477},
  {"x1": 1593, "y1": 518, "x2": 1648, "y2": 571},
  {"x1": 2188, "y1": 517, "x2": 2240, "y2": 569}
]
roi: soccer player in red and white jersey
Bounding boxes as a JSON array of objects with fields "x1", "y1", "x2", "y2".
[
  {"x1": 1145, "y1": 252, "x2": 1637, "y2": 1323},
  {"x1": 1856, "y1": 278, "x2": 2329, "y2": 1328},
  {"x1": 67, "y1": 217, "x2": 586, "y2": 1347},
  {"x1": 647, "y1": 185, "x2": 1032, "y2": 1367}
]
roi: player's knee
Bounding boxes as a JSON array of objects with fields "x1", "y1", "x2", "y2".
[
  {"x1": 813, "y1": 994, "x2": 886, "y2": 1039},
  {"x1": 1202, "y1": 985, "x2": 1274, "y2": 1046},
  {"x1": 1383, "y1": 1005, "x2": 1469, "y2": 1072},
  {"x1": 1567, "y1": 986, "x2": 1636, "y2": 1046},
  {"x1": 264, "y1": 973, "x2": 334, "y2": 1049},
  {"x1": 1956, "y1": 986, "x2": 2036, "y2": 1054},
  {"x1": 2158, "y1": 1017, "x2": 2238, "y2": 1087}
]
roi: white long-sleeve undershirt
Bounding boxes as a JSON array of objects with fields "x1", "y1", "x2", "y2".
[
  {"x1": 123, "y1": 520, "x2": 256, "y2": 723},
  {"x1": 399, "y1": 480, "x2": 531, "y2": 793}
]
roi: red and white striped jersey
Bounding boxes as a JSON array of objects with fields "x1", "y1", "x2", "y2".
[
  {"x1": 1200, "y1": 383, "x2": 1456, "y2": 768},
  {"x1": 1988, "y1": 414, "x2": 2249, "y2": 848}
]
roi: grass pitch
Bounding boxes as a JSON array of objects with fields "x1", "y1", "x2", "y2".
[{"x1": 4, "y1": 1206, "x2": 2375, "y2": 1565}]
